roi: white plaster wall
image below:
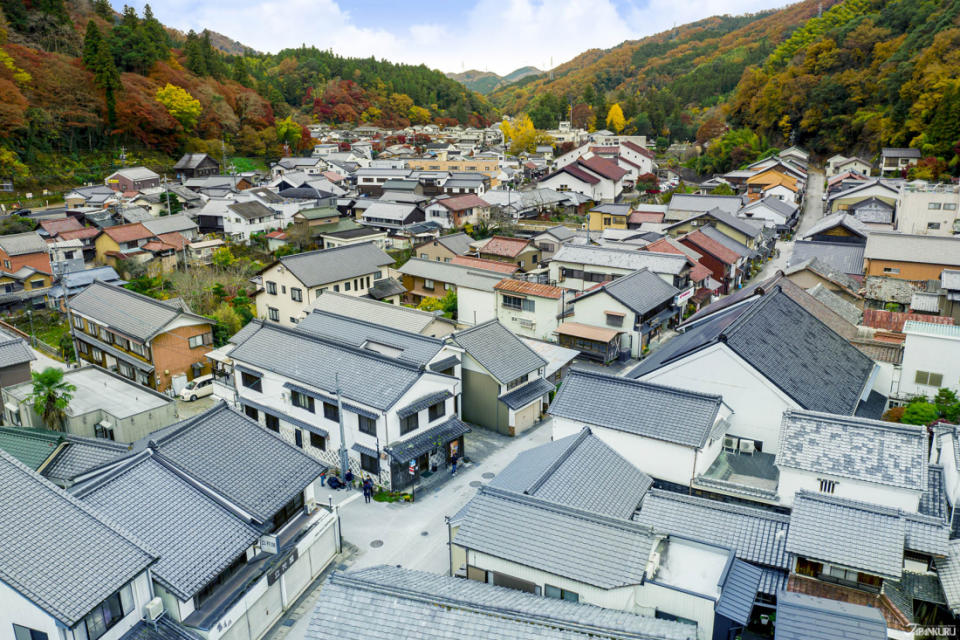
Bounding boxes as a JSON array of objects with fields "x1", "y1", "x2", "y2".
[
  {"x1": 570, "y1": 291, "x2": 641, "y2": 356},
  {"x1": 495, "y1": 294, "x2": 562, "y2": 341},
  {"x1": 638, "y1": 581, "x2": 714, "y2": 640},
  {"x1": 898, "y1": 332, "x2": 960, "y2": 398},
  {"x1": 384, "y1": 374, "x2": 459, "y2": 444},
  {"x1": 255, "y1": 264, "x2": 380, "y2": 327},
  {"x1": 777, "y1": 467, "x2": 920, "y2": 511},
  {"x1": 638, "y1": 344, "x2": 798, "y2": 454},
  {"x1": 457, "y1": 287, "x2": 496, "y2": 326},
  {"x1": 0, "y1": 580, "x2": 65, "y2": 640}
]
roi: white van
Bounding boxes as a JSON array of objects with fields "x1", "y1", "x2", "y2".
[{"x1": 180, "y1": 374, "x2": 214, "y2": 401}]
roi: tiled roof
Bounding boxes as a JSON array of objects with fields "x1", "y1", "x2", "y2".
[
  {"x1": 629, "y1": 211, "x2": 665, "y2": 224},
  {"x1": 700, "y1": 225, "x2": 756, "y2": 260},
  {"x1": 142, "y1": 214, "x2": 198, "y2": 236},
  {"x1": 454, "y1": 486, "x2": 656, "y2": 589},
  {"x1": 787, "y1": 491, "x2": 905, "y2": 579},
  {"x1": 806, "y1": 283, "x2": 862, "y2": 326},
  {"x1": 453, "y1": 320, "x2": 545, "y2": 384},
  {"x1": 555, "y1": 321, "x2": 621, "y2": 342},
  {"x1": 399, "y1": 258, "x2": 505, "y2": 291},
  {"x1": 227, "y1": 201, "x2": 275, "y2": 221},
  {"x1": 68, "y1": 281, "x2": 204, "y2": 341},
  {"x1": 383, "y1": 415, "x2": 470, "y2": 463},
  {"x1": 229, "y1": 322, "x2": 424, "y2": 411},
  {"x1": 716, "y1": 559, "x2": 763, "y2": 625},
  {"x1": 306, "y1": 566, "x2": 696, "y2": 640},
  {"x1": 436, "y1": 194, "x2": 489, "y2": 211},
  {"x1": 58, "y1": 227, "x2": 101, "y2": 240},
  {"x1": 148, "y1": 403, "x2": 326, "y2": 523},
  {"x1": 777, "y1": 410, "x2": 926, "y2": 491},
  {"x1": 775, "y1": 590, "x2": 887, "y2": 640},
  {"x1": 296, "y1": 309, "x2": 444, "y2": 366},
  {"x1": 863, "y1": 309, "x2": 954, "y2": 332},
  {"x1": 40, "y1": 217, "x2": 83, "y2": 235},
  {"x1": 43, "y1": 435, "x2": 128, "y2": 483},
  {"x1": 0, "y1": 427, "x2": 62, "y2": 470},
  {"x1": 865, "y1": 232, "x2": 960, "y2": 267},
  {"x1": 76, "y1": 453, "x2": 261, "y2": 600},
  {"x1": 802, "y1": 212, "x2": 869, "y2": 240},
  {"x1": 935, "y1": 541, "x2": 960, "y2": 614},
  {"x1": 312, "y1": 293, "x2": 445, "y2": 335},
  {"x1": 494, "y1": 278, "x2": 564, "y2": 299},
  {"x1": 277, "y1": 243, "x2": 394, "y2": 288},
  {"x1": 552, "y1": 245, "x2": 689, "y2": 276},
  {"x1": 682, "y1": 230, "x2": 740, "y2": 265},
  {"x1": 550, "y1": 369, "x2": 722, "y2": 448},
  {"x1": 0, "y1": 449, "x2": 155, "y2": 626},
  {"x1": 785, "y1": 257, "x2": 863, "y2": 296},
  {"x1": 574, "y1": 268, "x2": 679, "y2": 315},
  {"x1": 578, "y1": 155, "x2": 628, "y2": 181},
  {"x1": 433, "y1": 231, "x2": 474, "y2": 255},
  {"x1": 480, "y1": 235, "x2": 531, "y2": 258},
  {"x1": 102, "y1": 222, "x2": 152, "y2": 243},
  {"x1": 549, "y1": 164, "x2": 600, "y2": 185},
  {"x1": 490, "y1": 428, "x2": 652, "y2": 519},
  {"x1": 0, "y1": 330, "x2": 36, "y2": 368},
  {"x1": 0, "y1": 231, "x2": 51, "y2": 256},
  {"x1": 498, "y1": 377, "x2": 553, "y2": 410},
  {"x1": 449, "y1": 255, "x2": 518, "y2": 274},
  {"x1": 790, "y1": 241, "x2": 865, "y2": 276}
]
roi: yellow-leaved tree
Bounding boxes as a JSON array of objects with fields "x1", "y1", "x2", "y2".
[
  {"x1": 605, "y1": 103, "x2": 626, "y2": 133},
  {"x1": 501, "y1": 114, "x2": 552, "y2": 155},
  {"x1": 155, "y1": 83, "x2": 202, "y2": 130}
]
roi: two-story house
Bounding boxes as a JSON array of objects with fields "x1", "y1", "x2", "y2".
[
  {"x1": 477, "y1": 236, "x2": 540, "y2": 272},
  {"x1": 256, "y1": 243, "x2": 396, "y2": 326},
  {"x1": 398, "y1": 258, "x2": 505, "y2": 324},
  {"x1": 68, "y1": 281, "x2": 214, "y2": 391},
  {"x1": 413, "y1": 232, "x2": 474, "y2": 262},
  {"x1": 549, "y1": 244, "x2": 691, "y2": 292},
  {"x1": 172, "y1": 153, "x2": 220, "y2": 180},
  {"x1": 104, "y1": 166, "x2": 161, "y2": 192},
  {"x1": 880, "y1": 148, "x2": 921, "y2": 175},
  {"x1": 423, "y1": 194, "x2": 490, "y2": 229},
  {"x1": 493, "y1": 279, "x2": 566, "y2": 341},
  {"x1": 0, "y1": 232, "x2": 53, "y2": 277}
]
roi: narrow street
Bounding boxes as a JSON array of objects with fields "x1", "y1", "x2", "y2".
[{"x1": 754, "y1": 165, "x2": 824, "y2": 282}]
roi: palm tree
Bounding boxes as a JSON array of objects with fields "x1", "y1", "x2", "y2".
[{"x1": 28, "y1": 368, "x2": 76, "y2": 432}]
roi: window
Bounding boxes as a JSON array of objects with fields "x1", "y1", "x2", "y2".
[
  {"x1": 606, "y1": 312, "x2": 624, "y2": 327},
  {"x1": 310, "y1": 431, "x2": 326, "y2": 450},
  {"x1": 98, "y1": 326, "x2": 111, "y2": 342},
  {"x1": 95, "y1": 422, "x2": 115, "y2": 440},
  {"x1": 117, "y1": 361, "x2": 134, "y2": 380},
  {"x1": 3, "y1": 260, "x2": 9, "y2": 269},
  {"x1": 30, "y1": 279, "x2": 44, "y2": 289},
  {"x1": 359, "y1": 415, "x2": 377, "y2": 436},
  {"x1": 374, "y1": 270, "x2": 383, "y2": 280},
  {"x1": 344, "y1": 281, "x2": 351, "y2": 292},
  {"x1": 291, "y1": 287, "x2": 303, "y2": 302},
  {"x1": 281, "y1": 285, "x2": 286, "y2": 294},
  {"x1": 75, "y1": 584, "x2": 134, "y2": 640},
  {"x1": 928, "y1": 202, "x2": 943, "y2": 210},
  {"x1": 915, "y1": 370, "x2": 944, "y2": 387},
  {"x1": 289, "y1": 317, "x2": 297, "y2": 324},
  {"x1": 188, "y1": 334, "x2": 204, "y2": 348},
  {"x1": 129, "y1": 342, "x2": 146, "y2": 357},
  {"x1": 818, "y1": 478, "x2": 837, "y2": 494},
  {"x1": 544, "y1": 584, "x2": 579, "y2": 603},
  {"x1": 400, "y1": 413, "x2": 419, "y2": 435},
  {"x1": 333, "y1": 284, "x2": 340, "y2": 292},
  {"x1": 266, "y1": 281, "x2": 277, "y2": 294},
  {"x1": 292, "y1": 390, "x2": 315, "y2": 413},
  {"x1": 928, "y1": 222, "x2": 941, "y2": 230},
  {"x1": 423, "y1": 278, "x2": 434, "y2": 290},
  {"x1": 603, "y1": 216, "x2": 612, "y2": 226},
  {"x1": 502, "y1": 295, "x2": 522, "y2": 310},
  {"x1": 114, "y1": 336, "x2": 129, "y2": 351},
  {"x1": 945, "y1": 203, "x2": 958, "y2": 210},
  {"x1": 361, "y1": 453, "x2": 379, "y2": 474},
  {"x1": 366, "y1": 276, "x2": 371, "y2": 288},
  {"x1": 91, "y1": 347, "x2": 102, "y2": 363},
  {"x1": 241, "y1": 371, "x2": 262, "y2": 392},
  {"x1": 323, "y1": 401, "x2": 339, "y2": 421},
  {"x1": 78, "y1": 341, "x2": 89, "y2": 355},
  {"x1": 428, "y1": 401, "x2": 446, "y2": 421},
  {"x1": 14, "y1": 625, "x2": 48, "y2": 640},
  {"x1": 883, "y1": 267, "x2": 900, "y2": 274},
  {"x1": 294, "y1": 429, "x2": 303, "y2": 448},
  {"x1": 268, "y1": 307, "x2": 279, "y2": 322},
  {"x1": 506, "y1": 373, "x2": 528, "y2": 391},
  {"x1": 265, "y1": 413, "x2": 280, "y2": 432},
  {"x1": 244, "y1": 405, "x2": 258, "y2": 421},
  {"x1": 420, "y1": 253, "x2": 429, "y2": 259},
  {"x1": 354, "y1": 279, "x2": 360, "y2": 290},
  {"x1": 73, "y1": 315, "x2": 84, "y2": 330}
]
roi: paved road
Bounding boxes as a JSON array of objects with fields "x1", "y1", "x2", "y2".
[{"x1": 754, "y1": 166, "x2": 824, "y2": 282}]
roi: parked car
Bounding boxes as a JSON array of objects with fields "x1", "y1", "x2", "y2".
[{"x1": 180, "y1": 374, "x2": 214, "y2": 401}]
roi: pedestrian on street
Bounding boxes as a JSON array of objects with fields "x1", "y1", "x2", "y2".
[
  {"x1": 450, "y1": 453, "x2": 459, "y2": 476},
  {"x1": 362, "y1": 477, "x2": 373, "y2": 503},
  {"x1": 345, "y1": 469, "x2": 354, "y2": 487}
]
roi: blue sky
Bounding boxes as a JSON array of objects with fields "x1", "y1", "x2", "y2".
[{"x1": 129, "y1": 0, "x2": 790, "y2": 75}]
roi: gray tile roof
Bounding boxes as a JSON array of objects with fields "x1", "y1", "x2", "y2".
[
  {"x1": 68, "y1": 281, "x2": 204, "y2": 341},
  {"x1": 368, "y1": 276, "x2": 406, "y2": 300},
  {"x1": 490, "y1": 428, "x2": 652, "y2": 519},
  {"x1": 552, "y1": 245, "x2": 689, "y2": 276},
  {"x1": 550, "y1": 369, "x2": 722, "y2": 448},
  {"x1": 142, "y1": 214, "x2": 198, "y2": 236},
  {"x1": 935, "y1": 540, "x2": 960, "y2": 614},
  {"x1": 864, "y1": 232, "x2": 960, "y2": 267},
  {"x1": 633, "y1": 489, "x2": 790, "y2": 571},
  {"x1": 802, "y1": 211, "x2": 869, "y2": 240},
  {"x1": 789, "y1": 241, "x2": 865, "y2": 276},
  {"x1": 0, "y1": 449, "x2": 155, "y2": 626},
  {"x1": 436, "y1": 232, "x2": 474, "y2": 255},
  {"x1": 776, "y1": 410, "x2": 926, "y2": 491},
  {"x1": 574, "y1": 268, "x2": 679, "y2": 315},
  {"x1": 76, "y1": 453, "x2": 261, "y2": 600},
  {"x1": 228, "y1": 322, "x2": 424, "y2": 411},
  {"x1": 539, "y1": 225, "x2": 577, "y2": 242},
  {"x1": 277, "y1": 243, "x2": 394, "y2": 288},
  {"x1": 453, "y1": 320, "x2": 546, "y2": 384},
  {"x1": 903, "y1": 511, "x2": 949, "y2": 557},
  {"x1": 0, "y1": 231, "x2": 50, "y2": 256},
  {"x1": 699, "y1": 224, "x2": 757, "y2": 259},
  {"x1": 785, "y1": 257, "x2": 863, "y2": 295},
  {"x1": 499, "y1": 377, "x2": 553, "y2": 410},
  {"x1": 786, "y1": 491, "x2": 904, "y2": 579},
  {"x1": 398, "y1": 258, "x2": 505, "y2": 291},
  {"x1": 227, "y1": 201, "x2": 275, "y2": 221},
  {"x1": 148, "y1": 403, "x2": 326, "y2": 523},
  {"x1": 228, "y1": 319, "x2": 261, "y2": 345},
  {"x1": 312, "y1": 292, "x2": 444, "y2": 334},
  {"x1": 297, "y1": 310, "x2": 443, "y2": 366},
  {"x1": 0, "y1": 329, "x2": 35, "y2": 368},
  {"x1": 715, "y1": 559, "x2": 762, "y2": 625},
  {"x1": 44, "y1": 435, "x2": 129, "y2": 483},
  {"x1": 667, "y1": 194, "x2": 743, "y2": 217},
  {"x1": 920, "y1": 465, "x2": 948, "y2": 520},
  {"x1": 454, "y1": 486, "x2": 656, "y2": 589},
  {"x1": 383, "y1": 415, "x2": 470, "y2": 463},
  {"x1": 307, "y1": 566, "x2": 696, "y2": 640},
  {"x1": 396, "y1": 390, "x2": 452, "y2": 418},
  {"x1": 806, "y1": 283, "x2": 862, "y2": 325},
  {"x1": 774, "y1": 591, "x2": 887, "y2": 640}
]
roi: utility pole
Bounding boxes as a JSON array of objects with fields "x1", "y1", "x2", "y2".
[
  {"x1": 119, "y1": 146, "x2": 127, "y2": 167},
  {"x1": 26, "y1": 310, "x2": 36, "y2": 347},
  {"x1": 335, "y1": 373, "x2": 349, "y2": 484},
  {"x1": 163, "y1": 174, "x2": 172, "y2": 216}
]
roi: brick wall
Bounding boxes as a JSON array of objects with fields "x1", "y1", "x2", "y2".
[{"x1": 151, "y1": 324, "x2": 213, "y2": 391}]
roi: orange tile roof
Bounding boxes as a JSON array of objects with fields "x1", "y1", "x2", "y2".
[
  {"x1": 689, "y1": 263, "x2": 712, "y2": 283},
  {"x1": 628, "y1": 211, "x2": 664, "y2": 224},
  {"x1": 480, "y1": 235, "x2": 531, "y2": 258},
  {"x1": 862, "y1": 309, "x2": 954, "y2": 332},
  {"x1": 494, "y1": 278, "x2": 565, "y2": 299},
  {"x1": 643, "y1": 238, "x2": 685, "y2": 256},
  {"x1": 437, "y1": 194, "x2": 489, "y2": 212},
  {"x1": 102, "y1": 222, "x2": 152, "y2": 243},
  {"x1": 555, "y1": 322, "x2": 620, "y2": 342},
  {"x1": 682, "y1": 231, "x2": 740, "y2": 265},
  {"x1": 449, "y1": 256, "x2": 518, "y2": 274},
  {"x1": 40, "y1": 217, "x2": 83, "y2": 235},
  {"x1": 156, "y1": 232, "x2": 187, "y2": 251},
  {"x1": 57, "y1": 227, "x2": 100, "y2": 241}
]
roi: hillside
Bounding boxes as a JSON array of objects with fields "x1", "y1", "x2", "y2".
[
  {"x1": 0, "y1": 0, "x2": 492, "y2": 187},
  {"x1": 490, "y1": 0, "x2": 836, "y2": 138},
  {"x1": 447, "y1": 65, "x2": 543, "y2": 94}
]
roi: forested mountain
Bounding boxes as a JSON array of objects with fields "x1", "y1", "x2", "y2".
[
  {"x1": 0, "y1": 0, "x2": 492, "y2": 185},
  {"x1": 447, "y1": 66, "x2": 543, "y2": 94}
]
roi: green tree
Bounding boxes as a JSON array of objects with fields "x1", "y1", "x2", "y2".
[
  {"x1": 92, "y1": 0, "x2": 113, "y2": 19},
  {"x1": 82, "y1": 20, "x2": 101, "y2": 68},
  {"x1": 210, "y1": 302, "x2": 242, "y2": 346},
  {"x1": 58, "y1": 332, "x2": 76, "y2": 362},
  {"x1": 230, "y1": 294, "x2": 254, "y2": 324},
  {"x1": 28, "y1": 367, "x2": 76, "y2": 431},
  {"x1": 156, "y1": 83, "x2": 203, "y2": 130},
  {"x1": 275, "y1": 116, "x2": 302, "y2": 148},
  {"x1": 934, "y1": 388, "x2": 960, "y2": 423},
  {"x1": 140, "y1": 4, "x2": 169, "y2": 61},
  {"x1": 211, "y1": 247, "x2": 236, "y2": 270},
  {"x1": 0, "y1": 216, "x2": 38, "y2": 235},
  {"x1": 901, "y1": 400, "x2": 939, "y2": 426}
]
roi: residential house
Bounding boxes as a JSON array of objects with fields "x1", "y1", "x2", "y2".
[
  {"x1": 312, "y1": 292, "x2": 455, "y2": 337},
  {"x1": 37, "y1": 216, "x2": 83, "y2": 238},
  {"x1": 93, "y1": 223, "x2": 181, "y2": 274},
  {"x1": 0, "y1": 449, "x2": 158, "y2": 640},
  {"x1": 0, "y1": 265, "x2": 53, "y2": 312},
  {"x1": 185, "y1": 238, "x2": 224, "y2": 265},
  {"x1": 666, "y1": 194, "x2": 744, "y2": 223},
  {"x1": 0, "y1": 426, "x2": 129, "y2": 487},
  {"x1": 774, "y1": 592, "x2": 887, "y2": 640},
  {"x1": 398, "y1": 258, "x2": 505, "y2": 324},
  {"x1": 413, "y1": 232, "x2": 474, "y2": 263},
  {"x1": 63, "y1": 184, "x2": 120, "y2": 208},
  {"x1": 628, "y1": 206, "x2": 668, "y2": 230},
  {"x1": 627, "y1": 288, "x2": 879, "y2": 454},
  {"x1": 665, "y1": 208, "x2": 769, "y2": 255},
  {"x1": 47, "y1": 266, "x2": 124, "y2": 304},
  {"x1": 104, "y1": 166, "x2": 161, "y2": 192},
  {"x1": 319, "y1": 225, "x2": 388, "y2": 250},
  {"x1": 272, "y1": 156, "x2": 327, "y2": 177},
  {"x1": 2, "y1": 365, "x2": 175, "y2": 442},
  {"x1": 827, "y1": 179, "x2": 899, "y2": 213},
  {"x1": 172, "y1": 153, "x2": 219, "y2": 179},
  {"x1": 142, "y1": 214, "x2": 200, "y2": 242},
  {"x1": 452, "y1": 320, "x2": 550, "y2": 435},
  {"x1": 895, "y1": 182, "x2": 960, "y2": 236},
  {"x1": 307, "y1": 565, "x2": 695, "y2": 640},
  {"x1": 587, "y1": 203, "x2": 631, "y2": 231},
  {"x1": 0, "y1": 232, "x2": 53, "y2": 276},
  {"x1": 826, "y1": 155, "x2": 873, "y2": 178},
  {"x1": 549, "y1": 244, "x2": 691, "y2": 292},
  {"x1": 800, "y1": 212, "x2": 869, "y2": 245},
  {"x1": 68, "y1": 281, "x2": 214, "y2": 391},
  {"x1": 477, "y1": 236, "x2": 540, "y2": 272},
  {"x1": 864, "y1": 232, "x2": 960, "y2": 282},
  {"x1": 783, "y1": 258, "x2": 864, "y2": 306},
  {"x1": 881, "y1": 148, "x2": 921, "y2": 175},
  {"x1": 226, "y1": 320, "x2": 466, "y2": 489},
  {"x1": 679, "y1": 229, "x2": 745, "y2": 294},
  {"x1": 551, "y1": 370, "x2": 731, "y2": 488},
  {"x1": 564, "y1": 268, "x2": 680, "y2": 358},
  {"x1": 407, "y1": 157, "x2": 501, "y2": 184},
  {"x1": 531, "y1": 225, "x2": 577, "y2": 260},
  {"x1": 72, "y1": 403, "x2": 338, "y2": 640},
  {"x1": 897, "y1": 321, "x2": 960, "y2": 400},
  {"x1": 737, "y1": 197, "x2": 798, "y2": 233},
  {"x1": 789, "y1": 241, "x2": 865, "y2": 278},
  {"x1": 0, "y1": 327, "x2": 34, "y2": 391},
  {"x1": 449, "y1": 255, "x2": 519, "y2": 274},
  {"x1": 745, "y1": 168, "x2": 800, "y2": 203},
  {"x1": 359, "y1": 201, "x2": 425, "y2": 229},
  {"x1": 493, "y1": 278, "x2": 565, "y2": 341},
  {"x1": 539, "y1": 155, "x2": 626, "y2": 202},
  {"x1": 441, "y1": 178, "x2": 487, "y2": 196},
  {"x1": 256, "y1": 243, "x2": 396, "y2": 326},
  {"x1": 54, "y1": 227, "x2": 100, "y2": 263},
  {"x1": 423, "y1": 194, "x2": 490, "y2": 229},
  {"x1": 354, "y1": 168, "x2": 412, "y2": 196}
]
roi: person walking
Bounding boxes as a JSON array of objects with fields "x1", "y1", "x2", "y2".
[
  {"x1": 450, "y1": 453, "x2": 459, "y2": 476},
  {"x1": 362, "y1": 477, "x2": 373, "y2": 504}
]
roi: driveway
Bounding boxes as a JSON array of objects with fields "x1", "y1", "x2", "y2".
[{"x1": 176, "y1": 394, "x2": 218, "y2": 419}]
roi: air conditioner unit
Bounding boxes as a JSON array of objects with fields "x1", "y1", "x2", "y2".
[
  {"x1": 143, "y1": 597, "x2": 164, "y2": 622},
  {"x1": 305, "y1": 497, "x2": 317, "y2": 514},
  {"x1": 722, "y1": 436, "x2": 737, "y2": 451},
  {"x1": 739, "y1": 440, "x2": 756, "y2": 455}
]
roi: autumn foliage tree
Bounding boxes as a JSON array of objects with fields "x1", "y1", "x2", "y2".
[
  {"x1": 605, "y1": 103, "x2": 625, "y2": 133},
  {"x1": 155, "y1": 83, "x2": 203, "y2": 130},
  {"x1": 500, "y1": 114, "x2": 552, "y2": 155}
]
